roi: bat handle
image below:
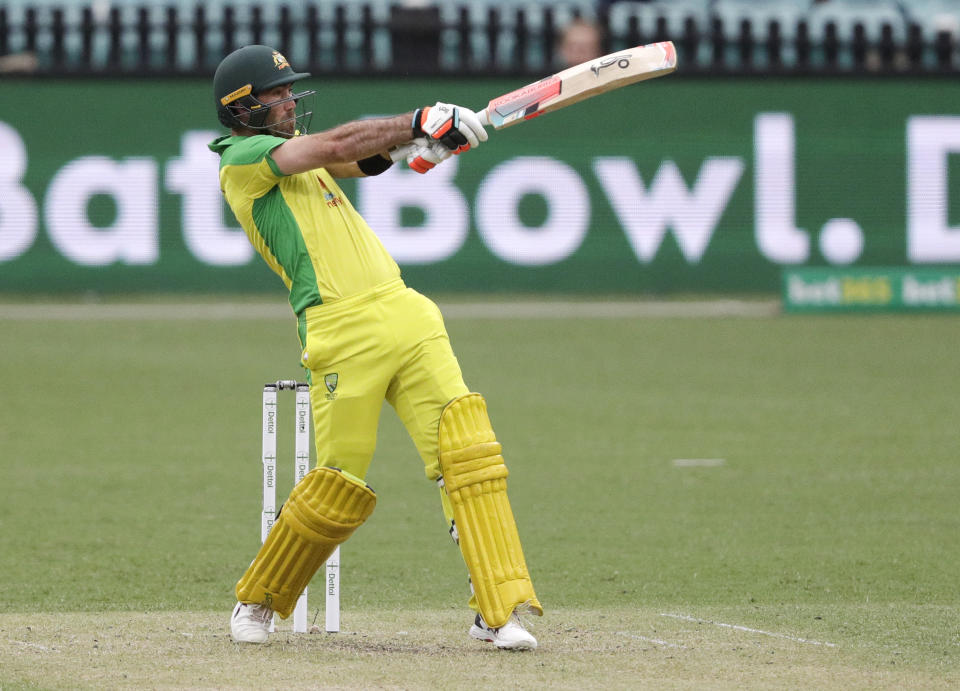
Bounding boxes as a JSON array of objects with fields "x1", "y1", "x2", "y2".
[{"x1": 477, "y1": 107, "x2": 491, "y2": 128}]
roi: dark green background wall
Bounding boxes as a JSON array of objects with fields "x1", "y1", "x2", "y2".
[{"x1": 2, "y1": 77, "x2": 958, "y2": 295}]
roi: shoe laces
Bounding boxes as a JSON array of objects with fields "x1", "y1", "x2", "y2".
[
  {"x1": 508, "y1": 605, "x2": 537, "y2": 634},
  {"x1": 245, "y1": 604, "x2": 273, "y2": 624},
  {"x1": 479, "y1": 608, "x2": 534, "y2": 634}
]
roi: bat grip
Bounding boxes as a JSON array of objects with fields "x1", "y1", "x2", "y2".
[{"x1": 477, "y1": 108, "x2": 490, "y2": 128}]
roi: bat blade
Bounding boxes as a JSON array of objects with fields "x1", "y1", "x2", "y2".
[{"x1": 478, "y1": 41, "x2": 677, "y2": 129}]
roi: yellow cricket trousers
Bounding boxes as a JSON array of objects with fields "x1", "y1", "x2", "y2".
[{"x1": 299, "y1": 278, "x2": 469, "y2": 482}]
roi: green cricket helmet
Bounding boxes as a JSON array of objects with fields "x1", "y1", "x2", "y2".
[{"x1": 214, "y1": 44, "x2": 314, "y2": 134}]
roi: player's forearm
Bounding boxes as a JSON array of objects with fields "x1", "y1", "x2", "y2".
[{"x1": 271, "y1": 114, "x2": 413, "y2": 175}]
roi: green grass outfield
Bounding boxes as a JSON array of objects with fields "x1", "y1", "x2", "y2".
[{"x1": 1, "y1": 299, "x2": 958, "y2": 689}]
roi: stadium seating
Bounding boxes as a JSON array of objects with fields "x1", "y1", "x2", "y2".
[
  {"x1": 711, "y1": 0, "x2": 810, "y2": 41},
  {"x1": 901, "y1": 0, "x2": 960, "y2": 40},
  {"x1": 0, "y1": 0, "x2": 957, "y2": 75},
  {"x1": 707, "y1": 0, "x2": 813, "y2": 69},
  {"x1": 606, "y1": 0, "x2": 712, "y2": 40},
  {"x1": 804, "y1": 0, "x2": 908, "y2": 69},
  {"x1": 805, "y1": 0, "x2": 907, "y2": 42},
  {"x1": 603, "y1": 0, "x2": 712, "y2": 67}
]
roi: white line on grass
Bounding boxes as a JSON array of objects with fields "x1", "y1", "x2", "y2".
[
  {"x1": 617, "y1": 632, "x2": 687, "y2": 648},
  {"x1": 672, "y1": 458, "x2": 726, "y2": 467},
  {"x1": 0, "y1": 303, "x2": 289, "y2": 321},
  {"x1": 0, "y1": 300, "x2": 779, "y2": 321},
  {"x1": 7, "y1": 639, "x2": 53, "y2": 651},
  {"x1": 440, "y1": 300, "x2": 779, "y2": 319},
  {"x1": 660, "y1": 613, "x2": 837, "y2": 647}
]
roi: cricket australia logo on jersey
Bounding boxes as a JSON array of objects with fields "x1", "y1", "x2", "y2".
[
  {"x1": 324, "y1": 373, "x2": 338, "y2": 400},
  {"x1": 317, "y1": 176, "x2": 344, "y2": 209}
]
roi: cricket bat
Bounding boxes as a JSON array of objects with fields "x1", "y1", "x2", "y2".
[{"x1": 477, "y1": 41, "x2": 677, "y2": 129}]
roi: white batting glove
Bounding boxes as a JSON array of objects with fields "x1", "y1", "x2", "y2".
[
  {"x1": 412, "y1": 102, "x2": 488, "y2": 154},
  {"x1": 388, "y1": 137, "x2": 453, "y2": 174}
]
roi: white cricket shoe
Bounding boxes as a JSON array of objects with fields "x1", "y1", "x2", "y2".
[
  {"x1": 469, "y1": 611, "x2": 537, "y2": 650},
  {"x1": 231, "y1": 602, "x2": 272, "y2": 643}
]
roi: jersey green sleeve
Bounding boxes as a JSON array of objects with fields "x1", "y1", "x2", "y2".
[{"x1": 210, "y1": 134, "x2": 288, "y2": 198}]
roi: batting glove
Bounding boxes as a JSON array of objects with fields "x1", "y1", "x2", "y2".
[
  {"x1": 412, "y1": 102, "x2": 488, "y2": 154},
  {"x1": 389, "y1": 138, "x2": 452, "y2": 174}
]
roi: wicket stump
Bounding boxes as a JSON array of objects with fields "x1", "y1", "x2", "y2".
[{"x1": 261, "y1": 380, "x2": 340, "y2": 633}]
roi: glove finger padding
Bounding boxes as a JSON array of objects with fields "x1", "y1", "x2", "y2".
[
  {"x1": 452, "y1": 106, "x2": 488, "y2": 151},
  {"x1": 414, "y1": 102, "x2": 488, "y2": 153},
  {"x1": 409, "y1": 140, "x2": 452, "y2": 173},
  {"x1": 391, "y1": 137, "x2": 452, "y2": 174}
]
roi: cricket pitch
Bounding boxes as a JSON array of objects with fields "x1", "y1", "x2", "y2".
[{"x1": 2, "y1": 607, "x2": 955, "y2": 690}]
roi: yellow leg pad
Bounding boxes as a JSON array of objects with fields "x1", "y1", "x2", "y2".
[
  {"x1": 439, "y1": 393, "x2": 542, "y2": 629},
  {"x1": 236, "y1": 466, "x2": 376, "y2": 618}
]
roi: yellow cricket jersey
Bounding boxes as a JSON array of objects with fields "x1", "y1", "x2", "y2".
[{"x1": 208, "y1": 134, "x2": 401, "y2": 314}]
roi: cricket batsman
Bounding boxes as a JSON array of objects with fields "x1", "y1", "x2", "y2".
[{"x1": 209, "y1": 45, "x2": 543, "y2": 649}]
